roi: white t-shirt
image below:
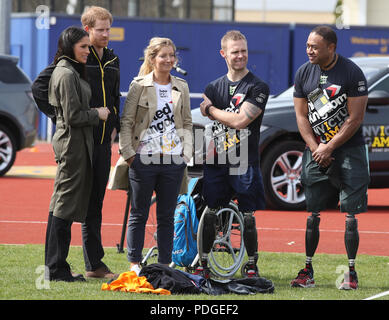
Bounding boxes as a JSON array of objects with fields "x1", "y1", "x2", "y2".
[{"x1": 137, "y1": 82, "x2": 183, "y2": 155}]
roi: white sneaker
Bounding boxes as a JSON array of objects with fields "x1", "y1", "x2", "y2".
[{"x1": 130, "y1": 264, "x2": 141, "y2": 276}]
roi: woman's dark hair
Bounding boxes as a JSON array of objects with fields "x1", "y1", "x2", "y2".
[
  {"x1": 311, "y1": 25, "x2": 337, "y2": 49},
  {"x1": 53, "y1": 26, "x2": 89, "y2": 79}
]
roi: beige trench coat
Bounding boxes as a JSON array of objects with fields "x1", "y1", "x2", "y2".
[{"x1": 108, "y1": 71, "x2": 193, "y2": 193}]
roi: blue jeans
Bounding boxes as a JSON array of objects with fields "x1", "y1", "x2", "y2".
[{"x1": 126, "y1": 154, "x2": 186, "y2": 264}]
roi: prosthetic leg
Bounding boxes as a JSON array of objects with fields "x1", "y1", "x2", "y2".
[
  {"x1": 305, "y1": 212, "x2": 321, "y2": 267},
  {"x1": 344, "y1": 214, "x2": 359, "y2": 266},
  {"x1": 200, "y1": 208, "x2": 218, "y2": 258},
  {"x1": 291, "y1": 212, "x2": 320, "y2": 287},
  {"x1": 194, "y1": 208, "x2": 218, "y2": 278},
  {"x1": 339, "y1": 214, "x2": 360, "y2": 290},
  {"x1": 242, "y1": 211, "x2": 259, "y2": 277}
]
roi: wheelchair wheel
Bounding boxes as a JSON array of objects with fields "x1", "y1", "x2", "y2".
[
  {"x1": 197, "y1": 202, "x2": 245, "y2": 278},
  {"x1": 141, "y1": 245, "x2": 158, "y2": 267}
]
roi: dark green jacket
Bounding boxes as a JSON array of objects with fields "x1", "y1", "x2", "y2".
[{"x1": 48, "y1": 58, "x2": 99, "y2": 222}]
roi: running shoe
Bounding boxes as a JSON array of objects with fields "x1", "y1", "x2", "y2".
[
  {"x1": 290, "y1": 267, "x2": 315, "y2": 288},
  {"x1": 193, "y1": 265, "x2": 211, "y2": 279},
  {"x1": 130, "y1": 264, "x2": 142, "y2": 276},
  {"x1": 243, "y1": 264, "x2": 260, "y2": 278},
  {"x1": 339, "y1": 270, "x2": 358, "y2": 290}
]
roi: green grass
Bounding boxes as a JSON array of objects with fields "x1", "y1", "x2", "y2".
[{"x1": 1, "y1": 244, "x2": 388, "y2": 300}]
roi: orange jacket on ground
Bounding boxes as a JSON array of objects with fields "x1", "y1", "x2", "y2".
[{"x1": 101, "y1": 271, "x2": 171, "y2": 295}]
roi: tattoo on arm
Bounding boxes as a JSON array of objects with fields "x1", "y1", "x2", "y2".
[{"x1": 242, "y1": 103, "x2": 261, "y2": 121}]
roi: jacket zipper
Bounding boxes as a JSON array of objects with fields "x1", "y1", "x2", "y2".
[{"x1": 91, "y1": 47, "x2": 118, "y2": 144}]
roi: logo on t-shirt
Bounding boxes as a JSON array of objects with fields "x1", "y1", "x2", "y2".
[
  {"x1": 325, "y1": 85, "x2": 341, "y2": 98},
  {"x1": 159, "y1": 88, "x2": 169, "y2": 99},
  {"x1": 210, "y1": 92, "x2": 252, "y2": 167},
  {"x1": 357, "y1": 81, "x2": 366, "y2": 92},
  {"x1": 230, "y1": 93, "x2": 245, "y2": 109},
  {"x1": 211, "y1": 93, "x2": 244, "y2": 156},
  {"x1": 308, "y1": 83, "x2": 349, "y2": 143},
  {"x1": 138, "y1": 83, "x2": 182, "y2": 155},
  {"x1": 319, "y1": 74, "x2": 328, "y2": 85},
  {"x1": 150, "y1": 103, "x2": 175, "y2": 133},
  {"x1": 229, "y1": 85, "x2": 237, "y2": 96}
]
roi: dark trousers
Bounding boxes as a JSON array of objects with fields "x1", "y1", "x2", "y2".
[
  {"x1": 45, "y1": 212, "x2": 73, "y2": 280},
  {"x1": 126, "y1": 154, "x2": 186, "y2": 264},
  {"x1": 81, "y1": 143, "x2": 111, "y2": 271},
  {"x1": 203, "y1": 164, "x2": 266, "y2": 211}
]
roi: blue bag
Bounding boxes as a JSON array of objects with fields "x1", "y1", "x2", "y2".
[{"x1": 172, "y1": 178, "x2": 200, "y2": 267}]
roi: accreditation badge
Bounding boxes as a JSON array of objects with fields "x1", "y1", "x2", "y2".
[{"x1": 307, "y1": 87, "x2": 333, "y2": 117}]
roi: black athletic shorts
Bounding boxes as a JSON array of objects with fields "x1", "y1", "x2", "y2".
[
  {"x1": 301, "y1": 144, "x2": 370, "y2": 214},
  {"x1": 202, "y1": 164, "x2": 266, "y2": 212}
]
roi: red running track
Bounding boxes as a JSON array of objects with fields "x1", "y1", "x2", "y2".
[{"x1": 0, "y1": 142, "x2": 388, "y2": 256}]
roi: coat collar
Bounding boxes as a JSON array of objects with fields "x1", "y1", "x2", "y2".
[
  {"x1": 142, "y1": 71, "x2": 181, "y2": 91},
  {"x1": 56, "y1": 57, "x2": 79, "y2": 74},
  {"x1": 89, "y1": 46, "x2": 117, "y2": 65},
  {"x1": 142, "y1": 71, "x2": 182, "y2": 115}
]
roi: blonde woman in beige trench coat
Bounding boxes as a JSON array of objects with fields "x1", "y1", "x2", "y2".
[{"x1": 110, "y1": 37, "x2": 193, "y2": 275}]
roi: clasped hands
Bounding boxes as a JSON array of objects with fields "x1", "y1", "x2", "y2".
[{"x1": 312, "y1": 143, "x2": 334, "y2": 168}]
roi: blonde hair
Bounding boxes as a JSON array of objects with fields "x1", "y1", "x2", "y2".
[
  {"x1": 138, "y1": 37, "x2": 177, "y2": 76},
  {"x1": 81, "y1": 6, "x2": 113, "y2": 28},
  {"x1": 221, "y1": 30, "x2": 247, "y2": 50}
]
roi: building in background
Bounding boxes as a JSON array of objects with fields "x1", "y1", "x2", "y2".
[
  {"x1": 235, "y1": 0, "x2": 337, "y2": 25},
  {"x1": 12, "y1": 0, "x2": 235, "y2": 21},
  {"x1": 235, "y1": 0, "x2": 389, "y2": 27},
  {"x1": 11, "y1": 0, "x2": 389, "y2": 27},
  {"x1": 342, "y1": 0, "x2": 389, "y2": 27}
]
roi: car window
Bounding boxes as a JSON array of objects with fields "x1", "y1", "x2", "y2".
[
  {"x1": 274, "y1": 63, "x2": 386, "y2": 100},
  {"x1": 358, "y1": 66, "x2": 384, "y2": 83},
  {"x1": 369, "y1": 74, "x2": 389, "y2": 93},
  {"x1": 0, "y1": 60, "x2": 30, "y2": 84}
]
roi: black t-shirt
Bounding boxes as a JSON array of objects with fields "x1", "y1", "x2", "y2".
[
  {"x1": 204, "y1": 71, "x2": 269, "y2": 165},
  {"x1": 293, "y1": 55, "x2": 368, "y2": 148}
]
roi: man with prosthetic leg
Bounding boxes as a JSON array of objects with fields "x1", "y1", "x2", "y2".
[
  {"x1": 200, "y1": 207, "x2": 260, "y2": 278},
  {"x1": 196, "y1": 30, "x2": 269, "y2": 278},
  {"x1": 291, "y1": 25, "x2": 369, "y2": 290}
]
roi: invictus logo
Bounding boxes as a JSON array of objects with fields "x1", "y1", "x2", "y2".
[
  {"x1": 325, "y1": 85, "x2": 341, "y2": 98},
  {"x1": 308, "y1": 93, "x2": 347, "y2": 123},
  {"x1": 363, "y1": 125, "x2": 389, "y2": 152}
]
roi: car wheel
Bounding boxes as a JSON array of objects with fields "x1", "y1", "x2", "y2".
[
  {"x1": 261, "y1": 140, "x2": 306, "y2": 210},
  {"x1": 0, "y1": 125, "x2": 17, "y2": 177}
]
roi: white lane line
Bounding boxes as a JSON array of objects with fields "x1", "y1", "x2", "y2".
[
  {"x1": 364, "y1": 290, "x2": 389, "y2": 300},
  {"x1": 0, "y1": 220, "x2": 388, "y2": 234},
  {"x1": 258, "y1": 227, "x2": 389, "y2": 235}
]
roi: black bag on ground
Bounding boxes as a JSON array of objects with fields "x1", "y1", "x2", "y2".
[
  {"x1": 139, "y1": 263, "x2": 274, "y2": 295},
  {"x1": 201, "y1": 277, "x2": 275, "y2": 295},
  {"x1": 31, "y1": 63, "x2": 56, "y2": 124},
  {"x1": 139, "y1": 264, "x2": 201, "y2": 294}
]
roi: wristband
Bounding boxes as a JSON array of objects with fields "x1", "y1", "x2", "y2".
[{"x1": 204, "y1": 103, "x2": 212, "y2": 116}]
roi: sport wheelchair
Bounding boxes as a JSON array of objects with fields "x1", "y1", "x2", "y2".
[
  {"x1": 118, "y1": 176, "x2": 250, "y2": 278},
  {"x1": 174, "y1": 177, "x2": 249, "y2": 278}
]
